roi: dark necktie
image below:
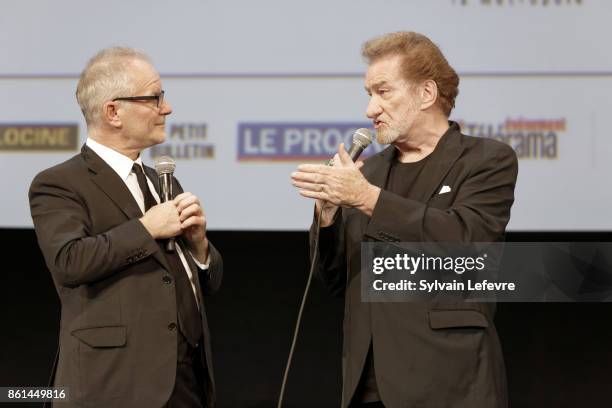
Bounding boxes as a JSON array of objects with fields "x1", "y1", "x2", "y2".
[
  {"x1": 132, "y1": 163, "x2": 203, "y2": 346},
  {"x1": 132, "y1": 163, "x2": 157, "y2": 211}
]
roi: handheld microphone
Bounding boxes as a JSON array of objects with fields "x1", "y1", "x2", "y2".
[
  {"x1": 327, "y1": 128, "x2": 373, "y2": 166},
  {"x1": 155, "y1": 155, "x2": 177, "y2": 252},
  {"x1": 347, "y1": 128, "x2": 373, "y2": 161}
]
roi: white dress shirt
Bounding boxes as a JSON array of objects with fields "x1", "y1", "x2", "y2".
[{"x1": 86, "y1": 138, "x2": 208, "y2": 305}]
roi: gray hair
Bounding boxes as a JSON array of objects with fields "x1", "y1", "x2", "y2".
[{"x1": 76, "y1": 46, "x2": 151, "y2": 126}]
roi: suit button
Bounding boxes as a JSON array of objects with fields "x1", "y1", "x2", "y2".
[
  {"x1": 168, "y1": 322, "x2": 177, "y2": 331},
  {"x1": 162, "y1": 275, "x2": 172, "y2": 284}
]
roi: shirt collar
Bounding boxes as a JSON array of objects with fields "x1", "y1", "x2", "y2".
[{"x1": 86, "y1": 137, "x2": 143, "y2": 181}]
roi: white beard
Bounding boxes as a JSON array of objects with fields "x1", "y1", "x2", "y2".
[{"x1": 376, "y1": 124, "x2": 400, "y2": 145}]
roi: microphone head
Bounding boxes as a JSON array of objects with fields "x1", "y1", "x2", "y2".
[
  {"x1": 154, "y1": 155, "x2": 176, "y2": 175},
  {"x1": 353, "y1": 128, "x2": 373, "y2": 149}
]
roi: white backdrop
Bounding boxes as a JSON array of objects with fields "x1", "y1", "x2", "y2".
[{"x1": 1, "y1": 0, "x2": 609, "y2": 230}]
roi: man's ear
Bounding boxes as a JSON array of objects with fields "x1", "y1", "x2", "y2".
[
  {"x1": 419, "y1": 79, "x2": 438, "y2": 111},
  {"x1": 102, "y1": 101, "x2": 122, "y2": 128}
]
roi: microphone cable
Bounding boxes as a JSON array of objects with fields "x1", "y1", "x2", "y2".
[
  {"x1": 277, "y1": 130, "x2": 371, "y2": 406},
  {"x1": 277, "y1": 203, "x2": 324, "y2": 408}
]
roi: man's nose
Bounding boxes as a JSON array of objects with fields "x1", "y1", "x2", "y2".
[
  {"x1": 366, "y1": 97, "x2": 382, "y2": 119},
  {"x1": 160, "y1": 99, "x2": 172, "y2": 115}
]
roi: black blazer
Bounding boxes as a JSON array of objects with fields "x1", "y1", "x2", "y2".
[
  {"x1": 29, "y1": 145, "x2": 223, "y2": 408},
  {"x1": 311, "y1": 122, "x2": 518, "y2": 408}
]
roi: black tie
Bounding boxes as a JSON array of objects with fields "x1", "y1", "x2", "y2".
[
  {"x1": 132, "y1": 163, "x2": 203, "y2": 346},
  {"x1": 132, "y1": 163, "x2": 157, "y2": 211}
]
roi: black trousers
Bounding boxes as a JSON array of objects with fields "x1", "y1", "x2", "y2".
[{"x1": 165, "y1": 332, "x2": 207, "y2": 408}]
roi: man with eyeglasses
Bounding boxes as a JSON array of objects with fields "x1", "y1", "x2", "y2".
[{"x1": 29, "y1": 47, "x2": 222, "y2": 408}]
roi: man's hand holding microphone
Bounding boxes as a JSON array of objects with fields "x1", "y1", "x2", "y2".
[{"x1": 291, "y1": 129, "x2": 379, "y2": 225}]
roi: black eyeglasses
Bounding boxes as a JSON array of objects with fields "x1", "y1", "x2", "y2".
[{"x1": 113, "y1": 90, "x2": 165, "y2": 108}]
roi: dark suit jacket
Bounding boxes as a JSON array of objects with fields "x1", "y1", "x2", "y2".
[
  {"x1": 311, "y1": 123, "x2": 518, "y2": 408},
  {"x1": 29, "y1": 145, "x2": 223, "y2": 408}
]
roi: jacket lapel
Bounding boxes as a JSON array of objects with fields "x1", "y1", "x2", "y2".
[
  {"x1": 82, "y1": 145, "x2": 172, "y2": 272},
  {"x1": 351, "y1": 122, "x2": 466, "y2": 234},
  {"x1": 418, "y1": 122, "x2": 466, "y2": 202},
  {"x1": 83, "y1": 145, "x2": 143, "y2": 220}
]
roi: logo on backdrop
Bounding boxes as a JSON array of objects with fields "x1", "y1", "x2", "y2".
[
  {"x1": 0, "y1": 123, "x2": 79, "y2": 151},
  {"x1": 237, "y1": 123, "x2": 384, "y2": 162},
  {"x1": 451, "y1": 0, "x2": 583, "y2": 6},
  {"x1": 149, "y1": 123, "x2": 215, "y2": 160},
  {"x1": 457, "y1": 117, "x2": 565, "y2": 159}
]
